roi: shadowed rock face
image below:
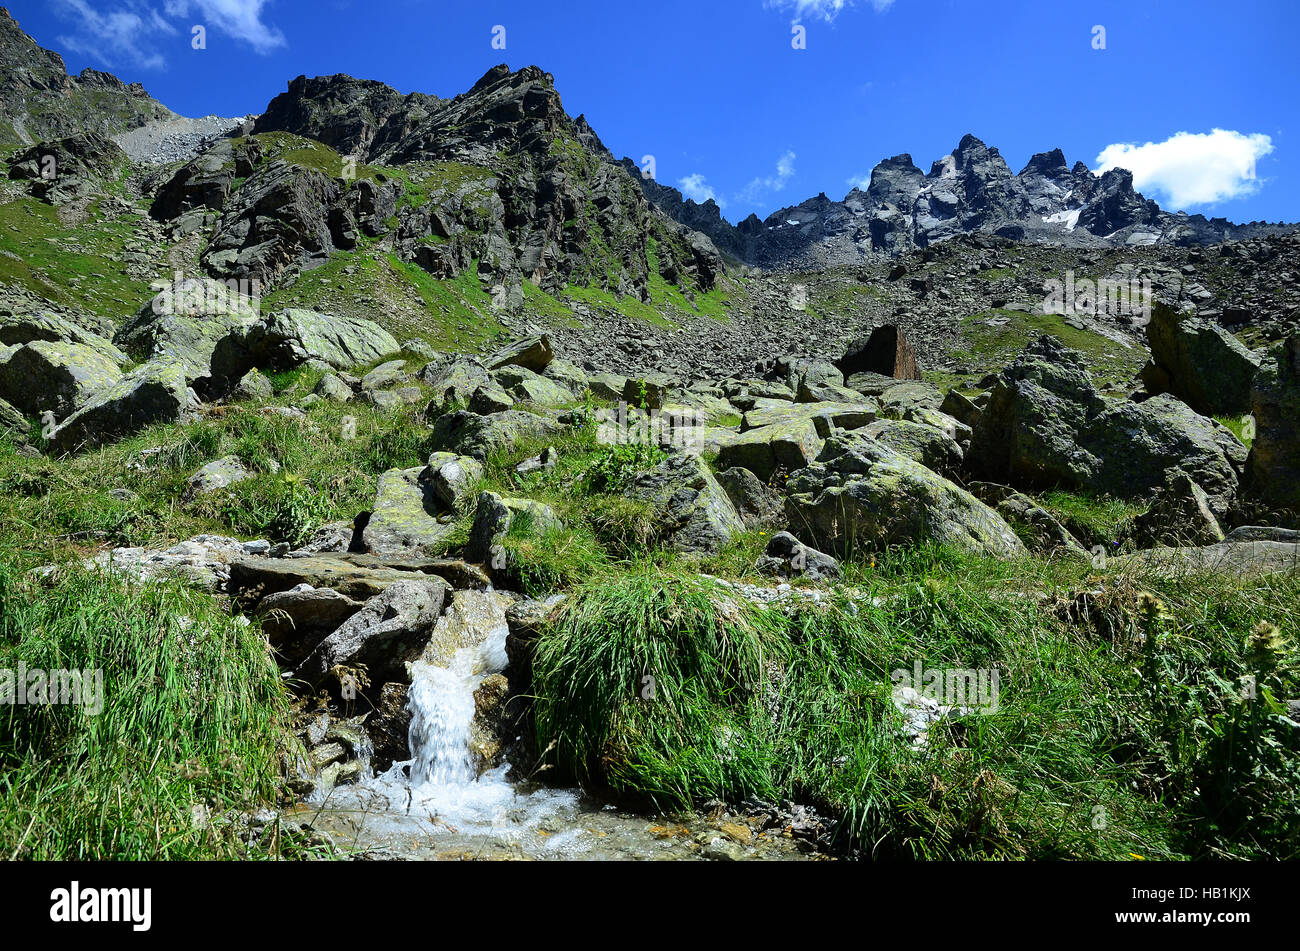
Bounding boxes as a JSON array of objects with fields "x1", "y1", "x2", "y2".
[
  {"x1": 836, "y1": 325, "x2": 920, "y2": 381},
  {"x1": 1244, "y1": 336, "x2": 1300, "y2": 521},
  {"x1": 1140, "y1": 304, "x2": 1261, "y2": 416},
  {"x1": 6, "y1": 133, "x2": 130, "y2": 204}
]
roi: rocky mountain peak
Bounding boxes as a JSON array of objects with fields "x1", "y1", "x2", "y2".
[
  {"x1": 0, "y1": 8, "x2": 173, "y2": 148},
  {"x1": 632, "y1": 131, "x2": 1297, "y2": 270},
  {"x1": 231, "y1": 61, "x2": 725, "y2": 303},
  {"x1": 1021, "y1": 149, "x2": 1069, "y2": 176}
]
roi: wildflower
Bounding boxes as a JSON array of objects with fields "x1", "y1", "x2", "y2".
[
  {"x1": 1245, "y1": 621, "x2": 1285, "y2": 672},
  {"x1": 1135, "y1": 591, "x2": 1169, "y2": 622}
]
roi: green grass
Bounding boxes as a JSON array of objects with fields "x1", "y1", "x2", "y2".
[
  {"x1": 1216, "y1": 414, "x2": 1256, "y2": 450},
  {"x1": 1035, "y1": 490, "x2": 1148, "y2": 548},
  {"x1": 2, "y1": 385, "x2": 1297, "y2": 861},
  {"x1": 0, "y1": 390, "x2": 443, "y2": 571},
  {"x1": 262, "y1": 248, "x2": 505, "y2": 353},
  {"x1": 0, "y1": 196, "x2": 157, "y2": 324},
  {"x1": 528, "y1": 547, "x2": 1300, "y2": 859},
  {"x1": 0, "y1": 560, "x2": 319, "y2": 859}
]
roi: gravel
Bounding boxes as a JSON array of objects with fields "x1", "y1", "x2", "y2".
[{"x1": 112, "y1": 114, "x2": 259, "y2": 165}]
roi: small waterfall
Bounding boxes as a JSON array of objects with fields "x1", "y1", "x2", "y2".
[
  {"x1": 406, "y1": 656, "x2": 483, "y2": 787},
  {"x1": 316, "y1": 591, "x2": 583, "y2": 856},
  {"x1": 382, "y1": 591, "x2": 512, "y2": 794}
]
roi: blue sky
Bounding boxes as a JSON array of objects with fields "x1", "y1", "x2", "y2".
[{"x1": 11, "y1": 0, "x2": 1299, "y2": 224}]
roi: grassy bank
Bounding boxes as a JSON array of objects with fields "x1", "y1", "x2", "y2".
[
  {"x1": 0, "y1": 561, "x2": 315, "y2": 859},
  {"x1": 528, "y1": 549, "x2": 1300, "y2": 859}
]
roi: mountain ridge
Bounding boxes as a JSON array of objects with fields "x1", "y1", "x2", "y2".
[
  {"x1": 2, "y1": 1, "x2": 1293, "y2": 276},
  {"x1": 0, "y1": 6, "x2": 175, "y2": 150},
  {"x1": 622, "y1": 133, "x2": 1298, "y2": 270}
]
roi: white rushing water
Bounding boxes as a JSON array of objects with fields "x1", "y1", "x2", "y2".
[
  {"x1": 304, "y1": 591, "x2": 820, "y2": 860},
  {"x1": 311, "y1": 592, "x2": 587, "y2": 856}
]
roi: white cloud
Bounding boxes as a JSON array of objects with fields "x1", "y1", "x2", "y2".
[
  {"x1": 53, "y1": 0, "x2": 285, "y2": 70},
  {"x1": 764, "y1": 0, "x2": 895, "y2": 24},
  {"x1": 1095, "y1": 129, "x2": 1274, "y2": 208},
  {"x1": 164, "y1": 0, "x2": 285, "y2": 54},
  {"x1": 678, "y1": 173, "x2": 724, "y2": 208},
  {"x1": 55, "y1": 0, "x2": 175, "y2": 70},
  {"x1": 846, "y1": 173, "x2": 871, "y2": 191},
  {"x1": 738, "y1": 151, "x2": 797, "y2": 204}
]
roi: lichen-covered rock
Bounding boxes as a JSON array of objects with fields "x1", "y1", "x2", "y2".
[
  {"x1": 1242, "y1": 335, "x2": 1300, "y2": 520},
  {"x1": 259, "y1": 584, "x2": 365, "y2": 665},
  {"x1": 755, "y1": 531, "x2": 841, "y2": 580},
  {"x1": 183, "y1": 455, "x2": 255, "y2": 500},
  {"x1": 968, "y1": 336, "x2": 1245, "y2": 519},
  {"x1": 742, "y1": 400, "x2": 877, "y2": 434},
  {"x1": 786, "y1": 432, "x2": 1026, "y2": 558},
  {"x1": 715, "y1": 466, "x2": 787, "y2": 531},
  {"x1": 515, "y1": 446, "x2": 558, "y2": 476},
  {"x1": 485, "y1": 334, "x2": 553, "y2": 373},
  {"x1": 623, "y1": 373, "x2": 677, "y2": 410},
  {"x1": 796, "y1": 380, "x2": 868, "y2": 404},
  {"x1": 1085, "y1": 394, "x2": 1245, "y2": 520},
  {"x1": 48, "y1": 359, "x2": 194, "y2": 453},
  {"x1": 229, "y1": 554, "x2": 466, "y2": 605},
  {"x1": 716, "y1": 418, "x2": 824, "y2": 482},
  {"x1": 778, "y1": 357, "x2": 843, "y2": 392},
  {"x1": 877, "y1": 381, "x2": 945, "y2": 417},
  {"x1": 900, "y1": 405, "x2": 971, "y2": 443},
  {"x1": 313, "y1": 373, "x2": 353, "y2": 402},
  {"x1": 296, "y1": 577, "x2": 449, "y2": 686},
  {"x1": 201, "y1": 159, "x2": 343, "y2": 286},
  {"x1": 0, "y1": 339, "x2": 122, "y2": 417},
  {"x1": 0, "y1": 310, "x2": 126, "y2": 363},
  {"x1": 845, "y1": 371, "x2": 900, "y2": 397},
  {"x1": 588, "y1": 371, "x2": 629, "y2": 401},
  {"x1": 113, "y1": 277, "x2": 261, "y2": 388},
  {"x1": 420, "y1": 358, "x2": 492, "y2": 411},
  {"x1": 425, "y1": 451, "x2": 484, "y2": 513},
  {"x1": 240, "y1": 308, "x2": 399, "y2": 371},
  {"x1": 428, "y1": 409, "x2": 560, "y2": 460},
  {"x1": 465, "y1": 491, "x2": 562, "y2": 565},
  {"x1": 1111, "y1": 541, "x2": 1300, "y2": 579},
  {"x1": 863, "y1": 418, "x2": 964, "y2": 478},
  {"x1": 1140, "y1": 304, "x2": 1260, "y2": 415},
  {"x1": 493, "y1": 365, "x2": 572, "y2": 405},
  {"x1": 230, "y1": 368, "x2": 274, "y2": 402},
  {"x1": 73, "y1": 534, "x2": 269, "y2": 591},
  {"x1": 7, "y1": 132, "x2": 130, "y2": 204},
  {"x1": 624, "y1": 452, "x2": 744, "y2": 555},
  {"x1": 361, "y1": 359, "x2": 408, "y2": 391},
  {"x1": 543, "y1": 358, "x2": 589, "y2": 394},
  {"x1": 939, "y1": 389, "x2": 982, "y2": 428},
  {"x1": 0, "y1": 397, "x2": 27, "y2": 441},
  {"x1": 468, "y1": 380, "x2": 515, "y2": 414},
  {"x1": 361, "y1": 467, "x2": 456, "y2": 554}
]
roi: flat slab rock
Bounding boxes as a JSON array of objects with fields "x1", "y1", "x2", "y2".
[
  {"x1": 229, "y1": 552, "x2": 489, "y2": 606},
  {"x1": 1112, "y1": 541, "x2": 1300, "y2": 578},
  {"x1": 67, "y1": 534, "x2": 272, "y2": 590}
]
